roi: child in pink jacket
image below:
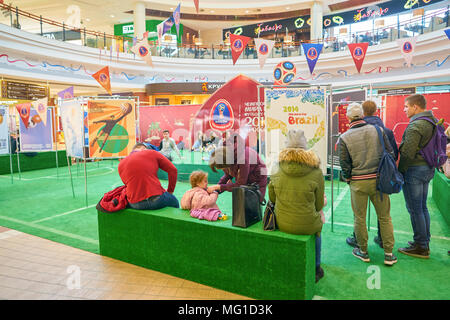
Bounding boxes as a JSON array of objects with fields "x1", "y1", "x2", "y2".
[{"x1": 181, "y1": 171, "x2": 227, "y2": 221}]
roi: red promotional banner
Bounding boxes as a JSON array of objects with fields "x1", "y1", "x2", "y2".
[
  {"x1": 384, "y1": 92, "x2": 450, "y2": 147},
  {"x1": 193, "y1": 74, "x2": 265, "y2": 149},
  {"x1": 92, "y1": 66, "x2": 112, "y2": 95},
  {"x1": 139, "y1": 105, "x2": 202, "y2": 149},
  {"x1": 16, "y1": 103, "x2": 31, "y2": 129},
  {"x1": 230, "y1": 34, "x2": 251, "y2": 65},
  {"x1": 348, "y1": 42, "x2": 369, "y2": 73}
]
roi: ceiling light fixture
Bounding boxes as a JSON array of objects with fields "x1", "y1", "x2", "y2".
[{"x1": 110, "y1": 14, "x2": 115, "y2": 18}]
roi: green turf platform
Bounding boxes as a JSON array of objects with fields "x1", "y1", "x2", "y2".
[
  {"x1": 98, "y1": 207, "x2": 315, "y2": 300},
  {"x1": 0, "y1": 151, "x2": 69, "y2": 175},
  {"x1": 432, "y1": 170, "x2": 450, "y2": 226}
]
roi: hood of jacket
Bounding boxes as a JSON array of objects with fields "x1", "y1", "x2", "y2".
[
  {"x1": 278, "y1": 148, "x2": 320, "y2": 177},
  {"x1": 364, "y1": 116, "x2": 385, "y2": 128}
]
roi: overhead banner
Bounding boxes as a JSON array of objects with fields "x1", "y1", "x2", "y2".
[
  {"x1": 301, "y1": 43, "x2": 324, "y2": 74},
  {"x1": 397, "y1": 37, "x2": 416, "y2": 67},
  {"x1": 327, "y1": 89, "x2": 366, "y2": 166},
  {"x1": 230, "y1": 34, "x2": 251, "y2": 65},
  {"x1": 57, "y1": 86, "x2": 74, "y2": 100},
  {"x1": 193, "y1": 0, "x2": 199, "y2": 13},
  {"x1": 265, "y1": 87, "x2": 327, "y2": 174},
  {"x1": 131, "y1": 39, "x2": 153, "y2": 67},
  {"x1": 173, "y1": 3, "x2": 181, "y2": 37},
  {"x1": 92, "y1": 66, "x2": 112, "y2": 95},
  {"x1": 16, "y1": 103, "x2": 31, "y2": 129},
  {"x1": 87, "y1": 99, "x2": 136, "y2": 158},
  {"x1": 139, "y1": 104, "x2": 202, "y2": 148},
  {"x1": 193, "y1": 75, "x2": 265, "y2": 150},
  {"x1": 348, "y1": 42, "x2": 369, "y2": 73},
  {"x1": 19, "y1": 108, "x2": 53, "y2": 152},
  {"x1": 60, "y1": 100, "x2": 84, "y2": 158},
  {"x1": 0, "y1": 106, "x2": 9, "y2": 155},
  {"x1": 254, "y1": 38, "x2": 275, "y2": 69},
  {"x1": 32, "y1": 97, "x2": 48, "y2": 126}
]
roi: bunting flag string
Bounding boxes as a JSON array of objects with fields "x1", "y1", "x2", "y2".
[
  {"x1": 16, "y1": 103, "x2": 31, "y2": 129},
  {"x1": 254, "y1": 38, "x2": 275, "y2": 69},
  {"x1": 57, "y1": 86, "x2": 74, "y2": 100}
]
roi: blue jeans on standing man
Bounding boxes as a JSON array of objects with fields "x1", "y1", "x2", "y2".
[
  {"x1": 129, "y1": 192, "x2": 179, "y2": 210},
  {"x1": 402, "y1": 165, "x2": 435, "y2": 249}
]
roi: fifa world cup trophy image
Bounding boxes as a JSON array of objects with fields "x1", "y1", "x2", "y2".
[
  {"x1": 218, "y1": 104, "x2": 226, "y2": 120},
  {"x1": 90, "y1": 102, "x2": 133, "y2": 152}
]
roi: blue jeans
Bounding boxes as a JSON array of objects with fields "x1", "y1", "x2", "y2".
[
  {"x1": 316, "y1": 235, "x2": 321, "y2": 270},
  {"x1": 129, "y1": 192, "x2": 179, "y2": 210},
  {"x1": 402, "y1": 166, "x2": 435, "y2": 248}
]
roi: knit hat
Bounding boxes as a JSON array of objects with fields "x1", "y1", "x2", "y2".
[
  {"x1": 346, "y1": 102, "x2": 363, "y2": 119},
  {"x1": 285, "y1": 129, "x2": 307, "y2": 149}
]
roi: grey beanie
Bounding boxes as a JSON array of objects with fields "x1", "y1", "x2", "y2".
[{"x1": 285, "y1": 129, "x2": 307, "y2": 149}]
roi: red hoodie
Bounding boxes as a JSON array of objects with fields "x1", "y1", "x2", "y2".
[{"x1": 118, "y1": 149, "x2": 177, "y2": 203}]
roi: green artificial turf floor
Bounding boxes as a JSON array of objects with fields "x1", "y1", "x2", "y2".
[{"x1": 0, "y1": 159, "x2": 449, "y2": 300}]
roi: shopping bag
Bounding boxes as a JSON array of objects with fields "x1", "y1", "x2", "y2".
[{"x1": 232, "y1": 185, "x2": 262, "y2": 228}]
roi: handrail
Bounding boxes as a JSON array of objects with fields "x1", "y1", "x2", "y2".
[{"x1": 0, "y1": 3, "x2": 448, "y2": 56}]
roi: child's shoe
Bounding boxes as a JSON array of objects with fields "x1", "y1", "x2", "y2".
[{"x1": 218, "y1": 214, "x2": 227, "y2": 221}]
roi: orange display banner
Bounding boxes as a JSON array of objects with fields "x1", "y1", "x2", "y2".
[
  {"x1": 92, "y1": 66, "x2": 112, "y2": 95},
  {"x1": 87, "y1": 99, "x2": 136, "y2": 158}
]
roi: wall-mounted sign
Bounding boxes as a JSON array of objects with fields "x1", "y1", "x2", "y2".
[
  {"x1": 146, "y1": 82, "x2": 224, "y2": 95},
  {"x1": 1, "y1": 80, "x2": 49, "y2": 101},
  {"x1": 378, "y1": 87, "x2": 416, "y2": 96}
]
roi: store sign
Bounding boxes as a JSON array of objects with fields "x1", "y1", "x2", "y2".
[
  {"x1": 378, "y1": 87, "x2": 416, "y2": 96},
  {"x1": 123, "y1": 24, "x2": 134, "y2": 34}
]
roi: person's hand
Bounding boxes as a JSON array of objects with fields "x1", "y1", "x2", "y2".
[{"x1": 207, "y1": 185, "x2": 220, "y2": 193}]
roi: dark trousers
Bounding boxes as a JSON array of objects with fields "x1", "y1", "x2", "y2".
[{"x1": 129, "y1": 192, "x2": 179, "y2": 210}]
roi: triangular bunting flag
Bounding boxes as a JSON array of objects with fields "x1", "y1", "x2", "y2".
[
  {"x1": 173, "y1": 3, "x2": 181, "y2": 37},
  {"x1": 229, "y1": 34, "x2": 251, "y2": 65},
  {"x1": 16, "y1": 103, "x2": 31, "y2": 129},
  {"x1": 444, "y1": 28, "x2": 450, "y2": 40},
  {"x1": 157, "y1": 21, "x2": 164, "y2": 45},
  {"x1": 347, "y1": 42, "x2": 369, "y2": 73},
  {"x1": 92, "y1": 66, "x2": 112, "y2": 95},
  {"x1": 254, "y1": 38, "x2": 275, "y2": 69},
  {"x1": 131, "y1": 38, "x2": 153, "y2": 67},
  {"x1": 193, "y1": 0, "x2": 199, "y2": 13},
  {"x1": 32, "y1": 98, "x2": 48, "y2": 126},
  {"x1": 397, "y1": 37, "x2": 416, "y2": 67},
  {"x1": 301, "y1": 43, "x2": 323, "y2": 74},
  {"x1": 162, "y1": 16, "x2": 175, "y2": 35},
  {"x1": 57, "y1": 86, "x2": 74, "y2": 100}
]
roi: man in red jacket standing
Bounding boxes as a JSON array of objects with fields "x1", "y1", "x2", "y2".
[{"x1": 118, "y1": 143, "x2": 179, "y2": 210}]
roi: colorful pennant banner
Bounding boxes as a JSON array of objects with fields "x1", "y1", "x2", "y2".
[
  {"x1": 16, "y1": 103, "x2": 31, "y2": 129},
  {"x1": 193, "y1": 0, "x2": 199, "y2": 13},
  {"x1": 229, "y1": 34, "x2": 251, "y2": 65},
  {"x1": 32, "y1": 97, "x2": 48, "y2": 126},
  {"x1": 57, "y1": 86, "x2": 74, "y2": 100},
  {"x1": 347, "y1": 42, "x2": 369, "y2": 73},
  {"x1": 173, "y1": 3, "x2": 181, "y2": 37},
  {"x1": 444, "y1": 28, "x2": 450, "y2": 40},
  {"x1": 254, "y1": 38, "x2": 275, "y2": 69},
  {"x1": 131, "y1": 38, "x2": 153, "y2": 67},
  {"x1": 397, "y1": 37, "x2": 416, "y2": 67},
  {"x1": 301, "y1": 43, "x2": 324, "y2": 74},
  {"x1": 92, "y1": 66, "x2": 112, "y2": 95}
]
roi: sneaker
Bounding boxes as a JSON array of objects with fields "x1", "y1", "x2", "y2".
[
  {"x1": 315, "y1": 266, "x2": 324, "y2": 283},
  {"x1": 352, "y1": 247, "x2": 370, "y2": 262},
  {"x1": 384, "y1": 253, "x2": 398, "y2": 266},
  {"x1": 374, "y1": 236, "x2": 384, "y2": 249},
  {"x1": 398, "y1": 244, "x2": 430, "y2": 259},
  {"x1": 346, "y1": 235, "x2": 358, "y2": 248}
]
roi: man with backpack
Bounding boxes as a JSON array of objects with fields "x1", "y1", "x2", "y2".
[
  {"x1": 398, "y1": 94, "x2": 447, "y2": 259},
  {"x1": 346, "y1": 100, "x2": 399, "y2": 250},
  {"x1": 339, "y1": 103, "x2": 397, "y2": 266}
]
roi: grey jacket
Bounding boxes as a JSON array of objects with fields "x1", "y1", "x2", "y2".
[{"x1": 339, "y1": 119, "x2": 394, "y2": 180}]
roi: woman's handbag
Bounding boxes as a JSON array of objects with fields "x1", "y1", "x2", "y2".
[
  {"x1": 232, "y1": 184, "x2": 262, "y2": 228},
  {"x1": 262, "y1": 201, "x2": 277, "y2": 231}
]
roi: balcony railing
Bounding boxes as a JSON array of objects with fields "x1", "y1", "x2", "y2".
[{"x1": 0, "y1": 3, "x2": 448, "y2": 60}]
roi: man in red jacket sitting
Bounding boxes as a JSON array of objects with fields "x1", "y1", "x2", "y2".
[{"x1": 118, "y1": 143, "x2": 179, "y2": 210}]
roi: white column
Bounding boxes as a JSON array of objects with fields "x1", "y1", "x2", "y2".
[
  {"x1": 134, "y1": 1, "x2": 146, "y2": 38},
  {"x1": 310, "y1": 1, "x2": 323, "y2": 41}
]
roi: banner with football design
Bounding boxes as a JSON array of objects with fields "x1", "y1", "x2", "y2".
[
  {"x1": 301, "y1": 43, "x2": 323, "y2": 74},
  {"x1": 254, "y1": 38, "x2": 275, "y2": 69},
  {"x1": 131, "y1": 39, "x2": 153, "y2": 67},
  {"x1": 348, "y1": 42, "x2": 369, "y2": 73},
  {"x1": 92, "y1": 66, "x2": 112, "y2": 95},
  {"x1": 60, "y1": 99, "x2": 84, "y2": 158},
  {"x1": 87, "y1": 99, "x2": 136, "y2": 158},
  {"x1": 229, "y1": 34, "x2": 251, "y2": 65},
  {"x1": 397, "y1": 37, "x2": 416, "y2": 67},
  {"x1": 19, "y1": 108, "x2": 53, "y2": 152},
  {"x1": 16, "y1": 103, "x2": 31, "y2": 129},
  {"x1": 32, "y1": 97, "x2": 48, "y2": 126}
]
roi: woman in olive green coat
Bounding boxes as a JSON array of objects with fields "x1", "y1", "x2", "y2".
[{"x1": 268, "y1": 129, "x2": 325, "y2": 282}]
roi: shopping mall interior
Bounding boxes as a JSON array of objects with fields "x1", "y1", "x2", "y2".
[{"x1": 0, "y1": 0, "x2": 449, "y2": 303}]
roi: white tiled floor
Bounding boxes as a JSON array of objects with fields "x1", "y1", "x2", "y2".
[{"x1": 0, "y1": 226, "x2": 250, "y2": 300}]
